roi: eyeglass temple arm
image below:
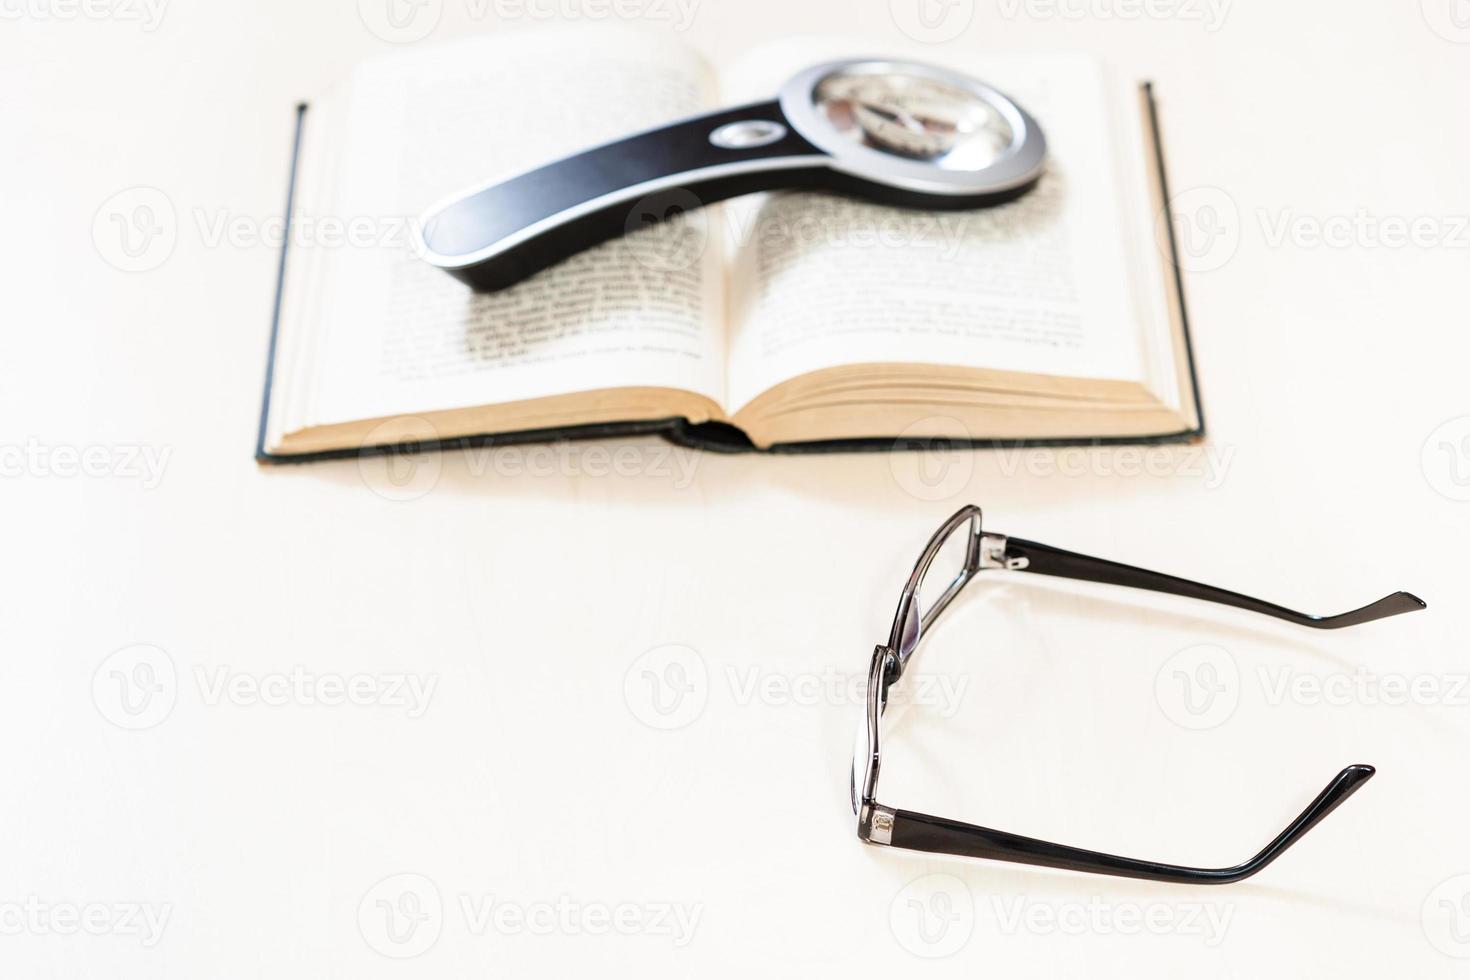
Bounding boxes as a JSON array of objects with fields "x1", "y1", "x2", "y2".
[
  {"x1": 997, "y1": 537, "x2": 1425, "y2": 629},
  {"x1": 884, "y1": 764, "x2": 1373, "y2": 884}
]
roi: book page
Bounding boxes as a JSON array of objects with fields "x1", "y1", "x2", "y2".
[
  {"x1": 717, "y1": 39, "x2": 1156, "y2": 414},
  {"x1": 297, "y1": 27, "x2": 726, "y2": 432}
]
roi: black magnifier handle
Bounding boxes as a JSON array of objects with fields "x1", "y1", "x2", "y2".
[{"x1": 418, "y1": 100, "x2": 827, "y2": 292}]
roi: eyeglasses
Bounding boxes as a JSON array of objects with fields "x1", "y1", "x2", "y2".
[{"x1": 852, "y1": 505, "x2": 1425, "y2": 884}]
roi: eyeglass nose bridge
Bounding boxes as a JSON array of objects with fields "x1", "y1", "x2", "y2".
[{"x1": 875, "y1": 642, "x2": 902, "y2": 697}]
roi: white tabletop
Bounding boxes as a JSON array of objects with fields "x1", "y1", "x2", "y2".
[{"x1": 5, "y1": 0, "x2": 1470, "y2": 975}]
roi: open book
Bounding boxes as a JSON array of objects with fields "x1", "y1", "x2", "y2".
[{"x1": 258, "y1": 27, "x2": 1200, "y2": 462}]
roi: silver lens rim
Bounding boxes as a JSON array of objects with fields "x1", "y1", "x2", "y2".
[{"x1": 780, "y1": 58, "x2": 1047, "y2": 198}]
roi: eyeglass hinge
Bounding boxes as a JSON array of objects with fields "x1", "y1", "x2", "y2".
[
  {"x1": 868, "y1": 805, "x2": 896, "y2": 845},
  {"x1": 979, "y1": 532, "x2": 1029, "y2": 571}
]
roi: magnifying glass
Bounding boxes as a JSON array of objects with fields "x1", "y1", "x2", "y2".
[{"x1": 417, "y1": 58, "x2": 1048, "y2": 291}]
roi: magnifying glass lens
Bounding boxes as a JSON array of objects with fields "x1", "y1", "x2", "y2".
[
  {"x1": 421, "y1": 58, "x2": 1046, "y2": 291},
  {"x1": 814, "y1": 70, "x2": 1015, "y2": 167}
]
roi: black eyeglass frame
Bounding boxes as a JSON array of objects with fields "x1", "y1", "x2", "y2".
[{"x1": 853, "y1": 505, "x2": 1425, "y2": 884}]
